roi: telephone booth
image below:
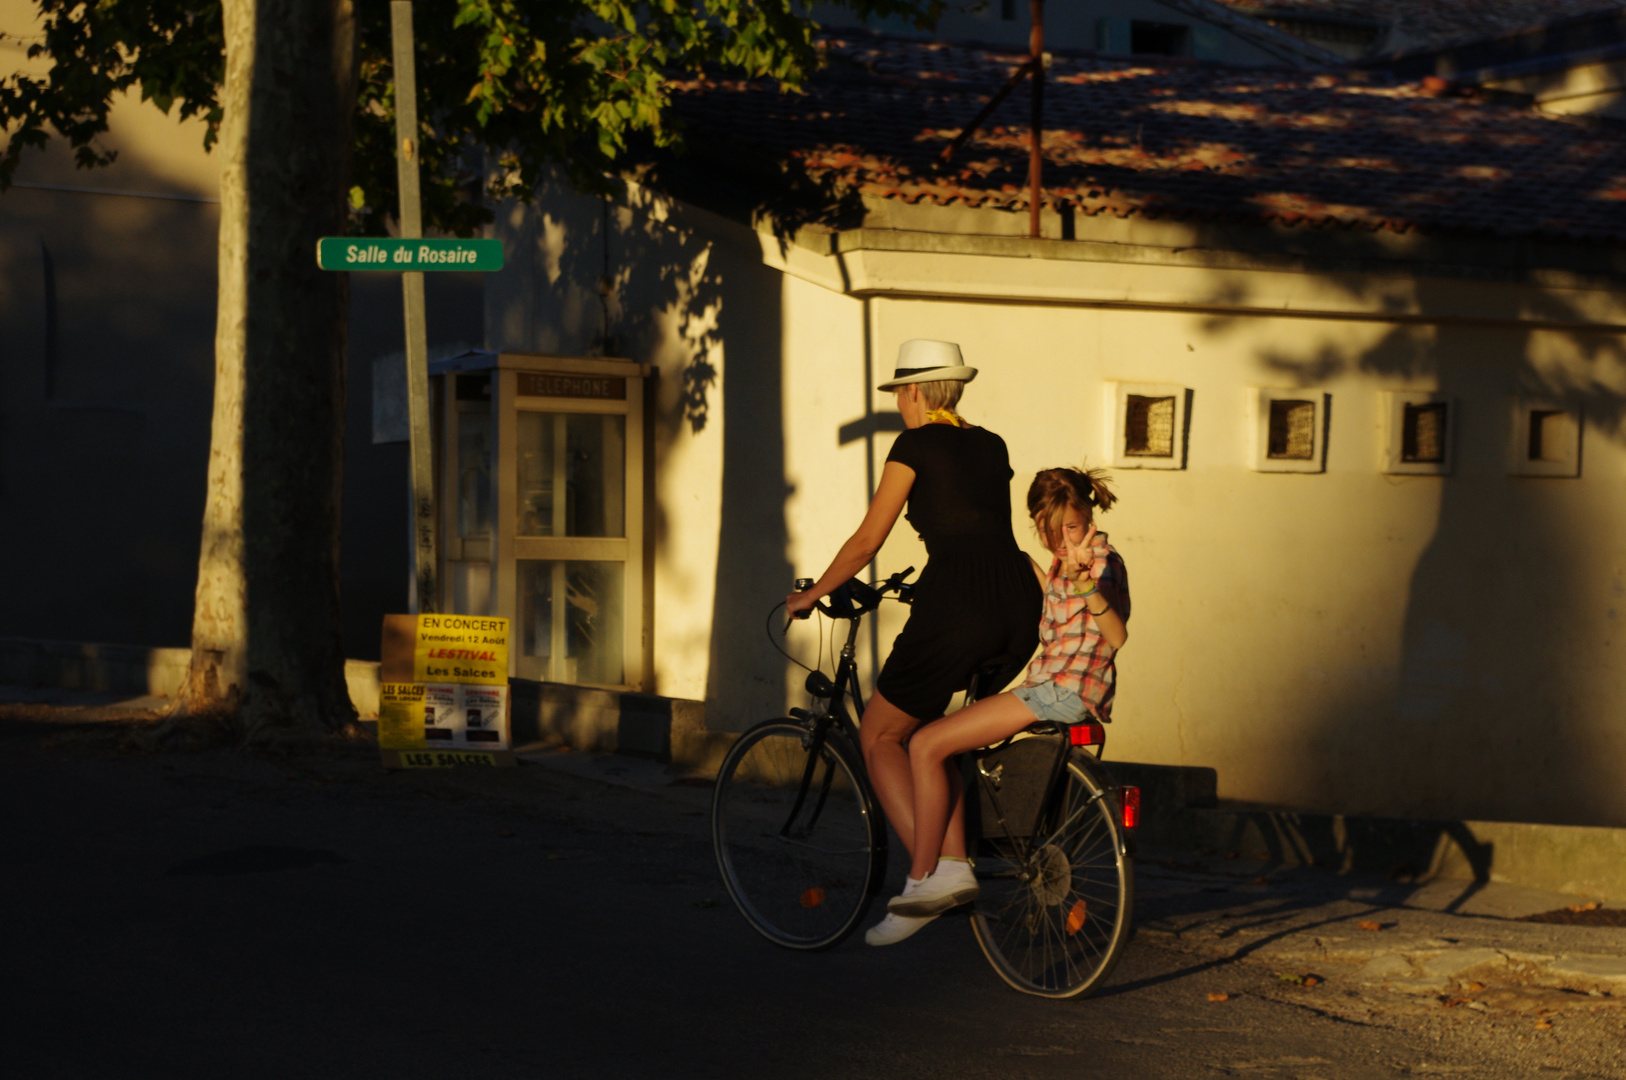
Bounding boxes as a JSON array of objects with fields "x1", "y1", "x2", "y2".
[{"x1": 430, "y1": 351, "x2": 650, "y2": 690}]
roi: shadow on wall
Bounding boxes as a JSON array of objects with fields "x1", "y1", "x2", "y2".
[
  {"x1": 690, "y1": 242, "x2": 790, "y2": 727},
  {"x1": 1195, "y1": 809, "x2": 1495, "y2": 901},
  {"x1": 1204, "y1": 257, "x2": 1626, "y2": 828},
  {"x1": 0, "y1": 179, "x2": 218, "y2": 648},
  {"x1": 491, "y1": 175, "x2": 793, "y2": 726},
  {"x1": 341, "y1": 272, "x2": 485, "y2": 660}
]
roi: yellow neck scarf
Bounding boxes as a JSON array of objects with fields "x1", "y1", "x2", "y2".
[{"x1": 925, "y1": 408, "x2": 968, "y2": 428}]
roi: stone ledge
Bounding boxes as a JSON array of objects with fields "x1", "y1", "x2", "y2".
[
  {"x1": 508, "y1": 679, "x2": 719, "y2": 767},
  {"x1": 1178, "y1": 805, "x2": 1626, "y2": 902},
  {"x1": 0, "y1": 637, "x2": 381, "y2": 718}
]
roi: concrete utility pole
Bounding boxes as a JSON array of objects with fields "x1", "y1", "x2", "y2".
[{"x1": 391, "y1": 0, "x2": 438, "y2": 614}]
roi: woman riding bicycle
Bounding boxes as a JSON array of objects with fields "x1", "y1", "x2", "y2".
[{"x1": 785, "y1": 339, "x2": 1042, "y2": 946}]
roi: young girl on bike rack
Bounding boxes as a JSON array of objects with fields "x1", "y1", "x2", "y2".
[{"x1": 879, "y1": 465, "x2": 1130, "y2": 939}]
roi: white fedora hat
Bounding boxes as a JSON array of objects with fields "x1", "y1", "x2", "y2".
[{"x1": 876, "y1": 339, "x2": 978, "y2": 390}]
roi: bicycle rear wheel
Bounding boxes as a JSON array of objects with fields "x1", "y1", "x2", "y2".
[
  {"x1": 712, "y1": 720, "x2": 885, "y2": 950},
  {"x1": 970, "y1": 751, "x2": 1134, "y2": 998}
]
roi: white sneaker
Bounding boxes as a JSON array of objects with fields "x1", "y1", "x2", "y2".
[
  {"x1": 886, "y1": 860, "x2": 980, "y2": 917},
  {"x1": 864, "y1": 909, "x2": 937, "y2": 946}
]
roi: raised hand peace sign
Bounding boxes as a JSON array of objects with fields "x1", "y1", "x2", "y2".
[{"x1": 1063, "y1": 524, "x2": 1110, "y2": 582}]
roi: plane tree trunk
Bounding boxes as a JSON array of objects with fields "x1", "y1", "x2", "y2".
[{"x1": 169, "y1": 0, "x2": 359, "y2": 744}]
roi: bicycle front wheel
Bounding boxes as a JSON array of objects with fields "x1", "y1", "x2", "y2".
[
  {"x1": 971, "y1": 752, "x2": 1135, "y2": 998},
  {"x1": 712, "y1": 720, "x2": 885, "y2": 950}
]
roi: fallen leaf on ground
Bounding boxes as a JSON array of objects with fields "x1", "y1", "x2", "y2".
[
  {"x1": 1208, "y1": 992, "x2": 1230, "y2": 1002},
  {"x1": 1467, "y1": 981, "x2": 1485, "y2": 993},
  {"x1": 1441, "y1": 997, "x2": 1470, "y2": 1008},
  {"x1": 1567, "y1": 900, "x2": 1601, "y2": 913},
  {"x1": 1276, "y1": 972, "x2": 1321, "y2": 986},
  {"x1": 1535, "y1": 1020, "x2": 1554, "y2": 1030},
  {"x1": 1358, "y1": 920, "x2": 1384, "y2": 931}
]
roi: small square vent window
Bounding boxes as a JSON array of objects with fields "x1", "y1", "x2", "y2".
[
  {"x1": 1103, "y1": 382, "x2": 1188, "y2": 470},
  {"x1": 1131, "y1": 21, "x2": 1191, "y2": 56},
  {"x1": 1124, "y1": 395, "x2": 1176, "y2": 457},
  {"x1": 1528, "y1": 410, "x2": 1568, "y2": 462},
  {"x1": 1510, "y1": 399, "x2": 1581, "y2": 476},
  {"x1": 1248, "y1": 388, "x2": 1326, "y2": 473},
  {"x1": 1266, "y1": 400, "x2": 1316, "y2": 459},
  {"x1": 1380, "y1": 392, "x2": 1453, "y2": 475},
  {"x1": 1402, "y1": 403, "x2": 1448, "y2": 463}
]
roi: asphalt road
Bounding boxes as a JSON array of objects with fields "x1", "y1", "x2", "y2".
[{"x1": 4, "y1": 710, "x2": 1623, "y2": 1079}]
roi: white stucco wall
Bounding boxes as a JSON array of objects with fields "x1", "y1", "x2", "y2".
[
  {"x1": 850, "y1": 297, "x2": 1626, "y2": 826},
  {"x1": 492, "y1": 179, "x2": 1626, "y2": 827},
  {"x1": 1488, "y1": 57, "x2": 1626, "y2": 121},
  {"x1": 810, "y1": 0, "x2": 1310, "y2": 67}
]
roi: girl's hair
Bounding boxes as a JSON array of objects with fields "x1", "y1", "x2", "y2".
[
  {"x1": 1027, "y1": 465, "x2": 1116, "y2": 550},
  {"x1": 915, "y1": 379, "x2": 964, "y2": 411}
]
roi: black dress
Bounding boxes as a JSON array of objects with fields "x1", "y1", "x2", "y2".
[{"x1": 874, "y1": 423, "x2": 1043, "y2": 721}]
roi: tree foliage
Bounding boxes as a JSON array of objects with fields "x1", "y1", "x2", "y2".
[{"x1": 2, "y1": 0, "x2": 942, "y2": 235}]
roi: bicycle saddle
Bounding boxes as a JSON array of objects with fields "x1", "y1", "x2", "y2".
[{"x1": 965, "y1": 655, "x2": 1024, "y2": 703}]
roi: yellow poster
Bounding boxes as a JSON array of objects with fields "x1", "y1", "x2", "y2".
[
  {"x1": 412, "y1": 614, "x2": 509, "y2": 685},
  {"x1": 378, "y1": 682, "x2": 427, "y2": 750},
  {"x1": 379, "y1": 614, "x2": 513, "y2": 762}
]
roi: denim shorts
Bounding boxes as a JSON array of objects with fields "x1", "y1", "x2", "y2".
[{"x1": 1012, "y1": 681, "x2": 1089, "y2": 725}]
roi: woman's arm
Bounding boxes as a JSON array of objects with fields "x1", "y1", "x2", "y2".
[{"x1": 786, "y1": 461, "x2": 915, "y2": 619}]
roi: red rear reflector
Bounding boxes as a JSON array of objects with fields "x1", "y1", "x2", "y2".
[
  {"x1": 1069, "y1": 720, "x2": 1105, "y2": 747},
  {"x1": 800, "y1": 887, "x2": 825, "y2": 908},
  {"x1": 1119, "y1": 786, "x2": 1141, "y2": 830}
]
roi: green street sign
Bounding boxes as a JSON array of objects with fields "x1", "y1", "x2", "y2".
[{"x1": 317, "y1": 237, "x2": 503, "y2": 272}]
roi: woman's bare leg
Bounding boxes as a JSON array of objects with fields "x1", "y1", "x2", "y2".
[
  {"x1": 906, "y1": 693, "x2": 1037, "y2": 880},
  {"x1": 942, "y1": 762, "x2": 967, "y2": 861},
  {"x1": 858, "y1": 690, "x2": 924, "y2": 862}
]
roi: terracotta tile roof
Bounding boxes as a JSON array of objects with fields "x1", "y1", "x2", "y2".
[
  {"x1": 666, "y1": 32, "x2": 1626, "y2": 244},
  {"x1": 1219, "y1": 0, "x2": 1625, "y2": 52}
]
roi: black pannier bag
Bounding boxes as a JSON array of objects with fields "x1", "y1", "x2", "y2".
[{"x1": 964, "y1": 733, "x2": 1069, "y2": 844}]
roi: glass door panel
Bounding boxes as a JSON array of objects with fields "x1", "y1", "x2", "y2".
[
  {"x1": 517, "y1": 559, "x2": 625, "y2": 685},
  {"x1": 458, "y1": 410, "x2": 492, "y2": 540},
  {"x1": 516, "y1": 412, "x2": 625, "y2": 537}
]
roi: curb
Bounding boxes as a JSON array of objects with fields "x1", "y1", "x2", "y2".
[{"x1": 1175, "y1": 806, "x2": 1626, "y2": 903}]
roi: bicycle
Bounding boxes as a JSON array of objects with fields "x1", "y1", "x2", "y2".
[{"x1": 710, "y1": 568, "x2": 1139, "y2": 999}]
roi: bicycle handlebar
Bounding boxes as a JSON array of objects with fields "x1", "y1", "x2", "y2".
[{"x1": 793, "y1": 566, "x2": 916, "y2": 621}]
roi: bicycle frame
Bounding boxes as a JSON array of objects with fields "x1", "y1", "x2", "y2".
[
  {"x1": 722, "y1": 567, "x2": 1136, "y2": 987},
  {"x1": 779, "y1": 606, "x2": 881, "y2": 847}
]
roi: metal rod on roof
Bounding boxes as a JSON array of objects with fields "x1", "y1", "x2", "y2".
[
  {"x1": 1029, "y1": 0, "x2": 1045, "y2": 239},
  {"x1": 939, "y1": 58, "x2": 1036, "y2": 165}
]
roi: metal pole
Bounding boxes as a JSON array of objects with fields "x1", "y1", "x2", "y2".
[
  {"x1": 1029, "y1": 0, "x2": 1045, "y2": 239},
  {"x1": 391, "y1": 1, "x2": 438, "y2": 614}
]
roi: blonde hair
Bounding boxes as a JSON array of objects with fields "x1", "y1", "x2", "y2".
[
  {"x1": 916, "y1": 379, "x2": 964, "y2": 411},
  {"x1": 1026, "y1": 465, "x2": 1116, "y2": 551}
]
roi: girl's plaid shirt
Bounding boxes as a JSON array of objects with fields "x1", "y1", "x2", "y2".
[{"x1": 1021, "y1": 548, "x2": 1130, "y2": 721}]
